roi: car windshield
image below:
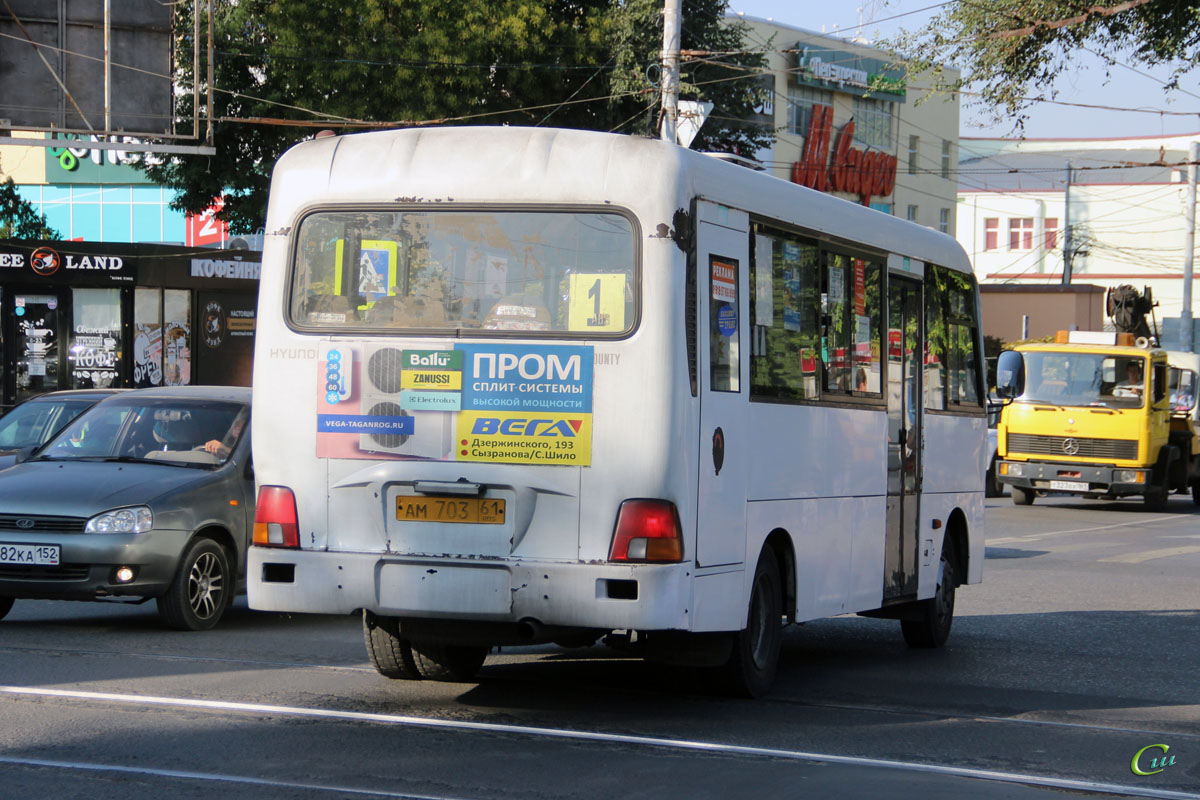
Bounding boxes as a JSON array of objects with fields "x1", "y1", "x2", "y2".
[
  {"x1": 0, "y1": 398, "x2": 98, "y2": 449},
  {"x1": 39, "y1": 399, "x2": 248, "y2": 467},
  {"x1": 1018, "y1": 351, "x2": 1146, "y2": 409}
]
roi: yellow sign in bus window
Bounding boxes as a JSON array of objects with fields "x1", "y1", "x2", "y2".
[{"x1": 568, "y1": 274, "x2": 626, "y2": 332}]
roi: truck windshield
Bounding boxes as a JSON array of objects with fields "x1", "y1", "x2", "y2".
[
  {"x1": 289, "y1": 209, "x2": 637, "y2": 336},
  {"x1": 1018, "y1": 351, "x2": 1146, "y2": 409}
]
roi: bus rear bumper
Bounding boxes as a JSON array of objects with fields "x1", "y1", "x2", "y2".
[
  {"x1": 247, "y1": 546, "x2": 694, "y2": 631},
  {"x1": 997, "y1": 460, "x2": 1152, "y2": 496}
]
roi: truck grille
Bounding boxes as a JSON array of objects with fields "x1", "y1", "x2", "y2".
[{"x1": 1007, "y1": 433, "x2": 1138, "y2": 461}]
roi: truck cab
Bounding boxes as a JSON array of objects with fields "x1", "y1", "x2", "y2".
[{"x1": 994, "y1": 330, "x2": 1194, "y2": 509}]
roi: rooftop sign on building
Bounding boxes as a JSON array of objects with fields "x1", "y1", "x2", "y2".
[{"x1": 793, "y1": 45, "x2": 907, "y2": 102}]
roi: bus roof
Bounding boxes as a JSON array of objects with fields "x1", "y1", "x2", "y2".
[{"x1": 267, "y1": 126, "x2": 973, "y2": 275}]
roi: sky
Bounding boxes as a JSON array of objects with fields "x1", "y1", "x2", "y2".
[{"x1": 725, "y1": 0, "x2": 1200, "y2": 141}]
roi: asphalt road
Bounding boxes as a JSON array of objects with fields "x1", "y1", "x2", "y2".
[{"x1": 1, "y1": 492, "x2": 1198, "y2": 799}]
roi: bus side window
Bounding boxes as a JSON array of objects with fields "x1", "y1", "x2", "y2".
[{"x1": 749, "y1": 228, "x2": 821, "y2": 401}]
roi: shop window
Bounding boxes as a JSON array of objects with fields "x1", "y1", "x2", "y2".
[
  {"x1": 164, "y1": 289, "x2": 192, "y2": 385},
  {"x1": 983, "y1": 218, "x2": 999, "y2": 250},
  {"x1": 71, "y1": 288, "x2": 122, "y2": 389},
  {"x1": 1009, "y1": 218, "x2": 1034, "y2": 250},
  {"x1": 788, "y1": 86, "x2": 833, "y2": 135},
  {"x1": 134, "y1": 288, "x2": 164, "y2": 387}
]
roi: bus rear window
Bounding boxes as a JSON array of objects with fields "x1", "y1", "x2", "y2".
[{"x1": 289, "y1": 209, "x2": 637, "y2": 336}]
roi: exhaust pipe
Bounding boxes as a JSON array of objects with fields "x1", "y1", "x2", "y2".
[{"x1": 517, "y1": 617, "x2": 547, "y2": 642}]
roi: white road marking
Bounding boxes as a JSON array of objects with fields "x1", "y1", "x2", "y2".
[
  {"x1": 1099, "y1": 545, "x2": 1200, "y2": 564},
  {"x1": 988, "y1": 513, "x2": 1190, "y2": 545},
  {"x1": 2, "y1": 686, "x2": 1198, "y2": 800},
  {"x1": 0, "y1": 754, "x2": 461, "y2": 799}
]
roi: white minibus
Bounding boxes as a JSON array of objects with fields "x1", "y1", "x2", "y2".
[{"x1": 248, "y1": 126, "x2": 986, "y2": 696}]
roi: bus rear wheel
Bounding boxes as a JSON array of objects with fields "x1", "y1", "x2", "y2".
[
  {"x1": 410, "y1": 642, "x2": 490, "y2": 682},
  {"x1": 901, "y1": 537, "x2": 957, "y2": 649},
  {"x1": 363, "y1": 611, "x2": 421, "y2": 679},
  {"x1": 715, "y1": 547, "x2": 782, "y2": 698}
]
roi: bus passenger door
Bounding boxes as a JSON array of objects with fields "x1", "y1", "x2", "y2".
[
  {"x1": 884, "y1": 274, "x2": 922, "y2": 601},
  {"x1": 695, "y1": 202, "x2": 749, "y2": 568}
]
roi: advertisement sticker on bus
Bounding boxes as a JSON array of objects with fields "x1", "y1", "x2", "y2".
[{"x1": 314, "y1": 343, "x2": 593, "y2": 464}]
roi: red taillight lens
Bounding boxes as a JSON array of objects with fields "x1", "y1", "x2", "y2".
[
  {"x1": 608, "y1": 499, "x2": 683, "y2": 562},
  {"x1": 253, "y1": 486, "x2": 300, "y2": 548}
]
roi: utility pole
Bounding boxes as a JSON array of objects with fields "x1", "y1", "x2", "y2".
[
  {"x1": 661, "y1": 0, "x2": 682, "y2": 144},
  {"x1": 1061, "y1": 162, "x2": 1073, "y2": 285},
  {"x1": 1183, "y1": 140, "x2": 1198, "y2": 351}
]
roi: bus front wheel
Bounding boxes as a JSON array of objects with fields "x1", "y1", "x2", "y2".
[
  {"x1": 901, "y1": 537, "x2": 957, "y2": 649},
  {"x1": 716, "y1": 547, "x2": 782, "y2": 698}
]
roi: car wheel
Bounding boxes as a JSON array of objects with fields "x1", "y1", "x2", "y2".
[
  {"x1": 0, "y1": 596, "x2": 13, "y2": 621},
  {"x1": 362, "y1": 611, "x2": 422, "y2": 679},
  {"x1": 157, "y1": 538, "x2": 231, "y2": 631},
  {"x1": 1192, "y1": 481, "x2": 1200, "y2": 506},
  {"x1": 901, "y1": 537, "x2": 957, "y2": 648},
  {"x1": 713, "y1": 547, "x2": 782, "y2": 698},
  {"x1": 1011, "y1": 486, "x2": 1034, "y2": 506},
  {"x1": 410, "y1": 642, "x2": 490, "y2": 682}
]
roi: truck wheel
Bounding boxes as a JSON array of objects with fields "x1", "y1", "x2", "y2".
[
  {"x1": 1011, "y1": 486, "x2": 1034, "y2": 506},
  {"x1": 1143, "y1": 485, "x2": 1168, "y2": 511},
  {"x1": 714, "y1": 547, "x2": 782, "y2": 698},
  {"x1": 410, "y1": 642, "x2": 490, "y2": 682},
  {"x1": 363, "y1": 611, "x2": 421, "y2": 679},
  {"x1": 985, "y1": 457, "x2": 1003, "y2": 497},
  {"x1": 901, "y1": 536, "x2": 957, "y2": 648}
]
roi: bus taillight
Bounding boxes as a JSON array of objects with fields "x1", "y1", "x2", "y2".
[
  {"x1": 608, "y1": 499, "x2": 683, "y2": 562},
  {"x1": 254, "y1": 486, "x2": 300, "y2": 548}
]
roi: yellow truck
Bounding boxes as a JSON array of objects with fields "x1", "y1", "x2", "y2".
[{"x1": 993, "y1": 331, "x2": 1200, "y2": 509}]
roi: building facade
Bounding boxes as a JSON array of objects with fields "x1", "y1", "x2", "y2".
[
  {"x1": 739, "y1": 17, "x2": 961, "y2": 235},
  {"x1": 957, "y1": 134, "x2": 1200, "y2": 345}
]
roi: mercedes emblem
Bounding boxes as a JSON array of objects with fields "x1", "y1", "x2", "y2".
[{"x1": 1062, "y1": 438, "x2": 1080, "y2": 456}]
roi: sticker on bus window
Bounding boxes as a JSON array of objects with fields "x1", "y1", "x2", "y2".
[
  {"x1": 568, "y1": 274, "x2": 626, "y2": 332},
  {"x1": 332, "y1": 239, "x2": 399, "y2": 307}
]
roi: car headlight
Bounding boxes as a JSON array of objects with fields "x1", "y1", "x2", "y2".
[{"x1": 86, "y1": 506, "x2": 153, "y2": 534}]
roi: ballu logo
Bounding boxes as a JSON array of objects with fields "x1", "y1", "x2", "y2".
[{"x1": 1131, "y1": 744, "x2": 1177, "y2": 776}]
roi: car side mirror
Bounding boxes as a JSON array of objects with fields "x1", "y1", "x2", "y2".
[{"x1": 992, "y1": 350, "x2": 1025, "y2": 404}]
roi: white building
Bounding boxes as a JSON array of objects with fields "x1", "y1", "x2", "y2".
[
  {"x1": 738, "y1": 17, "x2": 961, "y2": 234},
  {"x1": 957, "y1": 134, "x2": 1200, "y2": 340}
]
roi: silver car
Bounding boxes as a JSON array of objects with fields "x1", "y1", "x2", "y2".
[
  {"x1": 0, "y1": 386, "x2": 253, "y2": 630},
  {"x1": 0, "y1": 389, "x2": 127, "y2": 470}
]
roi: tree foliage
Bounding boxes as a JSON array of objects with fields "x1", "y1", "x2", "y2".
[
  {"x1": 143, "y1": 0, "x2": 770, "y2": 233},
  {"x1": 889, "y1": 0, "x2": 1200, "y2": 131},
  {"x1": 0, "y1": 167, "x2": 60, "y2": 240}
]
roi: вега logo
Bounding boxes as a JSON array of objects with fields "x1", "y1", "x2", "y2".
[{"x1": 471, "y1": 417, "x2": 582, "y2": 437}]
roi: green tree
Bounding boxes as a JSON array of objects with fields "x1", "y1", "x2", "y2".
[
  {"x1": 0, "y1": 165, "x2": 59, "y2": 240},
  {"x1": 889, "y1": 0, "x2": 1200, "y2": 131},
  {"x1": 142, "y1": 0, "x2": 770, "y2": 233}
]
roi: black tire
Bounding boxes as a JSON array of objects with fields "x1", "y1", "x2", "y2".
[
  {"x1": 156, "y1": 538, "x2": 231, "y2": 631},
  {"x1": 363, "y1": 611, "x2": 422, "y2": 679},
  {"x1": 1144, "y1": 485, "x2": 1168, "y2": 511},
  {"x1": 0, "y1": 596, "x2": 13, "y2": 621},
  {"x1": 901, "y1": 537, "x2": 957, "y2": 649},
  {"x1": 715, "y1": 547, "x2": 783, "y2": 698},
  {"x1": 410, "y1": 642, "x2": 490, "y2": 682},
  {"x1": 1011, "y1": 486, "x2": 1034, "y2": 506},
  {"x1": 985, "y1": 457, "x2": 1003, "y2": 497}
]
